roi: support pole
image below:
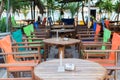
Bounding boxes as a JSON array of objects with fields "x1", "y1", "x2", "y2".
[
  {"x1": 88, "y1": 0, "x2": 90, "y2": 28},
  {"x1": 6, "y1": 0, "x2": 9, "y2": 32}
]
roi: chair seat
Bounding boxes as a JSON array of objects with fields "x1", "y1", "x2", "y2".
[
  {"x1": 8, "y1": 60, "x2": 39, "y2": 72},
  {"x1": 8, "y1": 66, "x2": 32, "y2": 72}
]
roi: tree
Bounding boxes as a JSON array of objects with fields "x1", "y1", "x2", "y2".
[
  {"x1": 102, "y1": 0, "x2": 113, "y2": 19},
  {"x1": 64, "y1": 2, "x2": 79, "y2": 18},
  {"x1": 0, "y1": 0, "x2": 4, "y2": 17},
  {"x1": 21, "y1": 7, "x2": 29, "y2": 19},
  {"x1": 114, "y1": 1, "x2": 120, "y2": 23},
  {"x1": 95, "y1": 0, "x2": 104, "y2": 20},
  {"x1": 0, "y1": 0, "x2": 44, "y2": 32}
]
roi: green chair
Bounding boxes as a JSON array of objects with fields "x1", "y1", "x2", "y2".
[
  {"x1": 101, "y1": 28, "x2": 111, "y2": 50},
  {"x1": 23, "y1": 24, "x2": 44, "y2": 54}
]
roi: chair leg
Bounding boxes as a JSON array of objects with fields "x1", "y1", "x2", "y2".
[
  {"x1": 114, "y1": 70, "x2": 117, "y2": 80},
  {"x1": 7, "y1": 70, "x2": 9, "y2": 78},
  {"x1": 106, "y1": 70, "x2": 114, "y2": 80},
  {"x1": 31, "y1": 68, "x2": 35, "y2": 80}
]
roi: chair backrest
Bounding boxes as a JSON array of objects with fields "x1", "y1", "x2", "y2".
[
  {"x1": 12, "y1": 29, "x2": 25, "y2": 51},
  {"x1": 95, "y1": 24, "x2": 101, "y2": 35},
  {"x1": 0, "y1": 35, "x2": 15, "y2": 63},
  {"x1": 12, "y1": 29, "x2": 23, "y2": 42},
  {"x1": 105, "y1": 20, "x2": 110, "y2": 28},
  {"x1": 48, "y1": 17, "x2": 53, "y2": 26},
  {"x1": 101, "y1": 28, "x2": 111, "y2": 50},
  {"x1": 23, "y1": 24, "x2": 34, "y2": 36},
  {"x1": 94, "y1": 24, "x2": 101, "y2": 41},
  {"x1": 109, "y1": 33, "x2": 120, "y2": 60},
  {"x1": 23, "y1": 24, "x2": 34, "y2": 42},
  {"x1": 42, "y1": 17, "x2": 46, "y2": 26},
  {"x1": 93, "y1": 22, "x2": 97, "y2": 31},
  {"x1": 33, "y1": 21, "x2": 39, "y2": 30}
]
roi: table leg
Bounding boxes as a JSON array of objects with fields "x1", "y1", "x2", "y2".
[
  {"x1": 58, "y1": 46, "x2": 65, "y2": 58},
  {"x1": 44, "y1": 44, "x2": 47, "y2": 61}
]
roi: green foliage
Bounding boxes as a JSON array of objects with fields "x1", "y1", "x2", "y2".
[
  {"x1": 67, "y1": 3, "x2": 78, "y2": 18},
  {"x1": 102, "y1": 0, "x2": 113, "y2": 13},
  {"x1": 1, "y1": 0, "x2": 30, "y2": 14},
  {"x1": 114, "y1": 1, "x2": 120, "y2": 13},
  {"x1": 0, "y1": 17, "x2": 7, "y2": 32},
  {"x1": 21, "y1": 7, "x2": 29, "y2": 19},
  {"x1": 95, "y1": 0, "x2": 104, "y2": 13}
]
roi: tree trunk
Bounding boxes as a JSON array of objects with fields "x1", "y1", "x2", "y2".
[
  {"x1": 81, "y1": 2, "x2": 85, "y2": 25},
  {"x1": 0, "y1": 0, "x2": 4, "y2": 17},
  {"x1": 117, "y1": 13, "x2": 119, "y2": 24},
  {"x1": 52, "y1": 10, "x2": 54, "y2": 24}
]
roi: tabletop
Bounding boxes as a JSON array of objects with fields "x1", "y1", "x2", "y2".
[
  {"x1": 50, "y1": 29, "x2": 75, "y2": 33},
  {"x1": 43, "y1": 38, "x2": 80, "y2": 45},
  {"x1": 51, "y1": 25, "x2": 74, "y2": 29},
  {"x1": 34, "y1": 59, "x2": 107, "y2": 80}
]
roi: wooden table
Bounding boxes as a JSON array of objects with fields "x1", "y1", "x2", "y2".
[
  {"x1": 43, "y1": 38, "x2": 80, "y2": 60},
  {"x1": 50, "y1": 29, "x2": 75, "y2": 33},
  {"x1": 51, "y1": 25, "x2": 74, "y2": 29},
  {"x1": 22, "y1": 19, "x2": 34, "y2": 24},
  {"x1": 34, "y1": 59, "x2": 107, "y2": 80},
  {"x1": 50, "y1": 29, "x2": 75, "y2": 38}
]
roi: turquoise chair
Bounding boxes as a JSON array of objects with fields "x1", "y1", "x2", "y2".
[{"x1": 12, "y1": 29, "x2": 25, "y2": 51}]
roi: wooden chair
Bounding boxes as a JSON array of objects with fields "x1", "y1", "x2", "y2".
[
  {"x1": 12, "y1": 42, "x2": 42, "y2": 62},
  {"x1": 83, "y1": 32, "x2": 120, "y2": 80},
  {"x1": 12, "y1": 29, "x2": 46, "y2": 61},
  {"x1": 76, "y1": 24, "x2": 102, "y2": 42},
  {"x1": 0, "y1": 35, "x2": 40, "y2": 79},
  {"x1": 0, "y1": 63, "x2": 37, "y2": 80},
  {"x1": 81, "y1": 42, "x2": 111, "y2": 59},
  {"x1": 80, "y1": 28, "x2": 111, "y2": 58}
]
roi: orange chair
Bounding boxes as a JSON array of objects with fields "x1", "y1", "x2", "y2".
[
  {"x1": 84, "y1": 32, "x2": 120, "y2": 80},
  {"x1": 94, "y1": 24, "x2": 101, "y2": 42},
  {"x1": 41, "y1": 17, "x2": 46, "y2": 26},
  {"x1": 105, "y1": 20, "x2": 110, "y2": 28},
  {"x1": 0, "y1": 35, "x2": 40, "y2": 79}
]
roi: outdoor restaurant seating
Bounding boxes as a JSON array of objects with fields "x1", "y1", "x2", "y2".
[
  {"x1": 83, "y1": 32, "x2": 120, "y2": 80},
  {"x1": 24, "y1": 24, "x2": 49, "y2": 39},
  {"x1": 0, "y1": 35, "x2": 40, "y2": 79},
  {"x1": 12, "y1": 27, "x2": 45, "y2": 61},
  {"x1": 80, "y1": 28, "x2": 112, "y2": 58},
  {"x1": 77, "y1": 23, "x2": 103, "y2": 42}
]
